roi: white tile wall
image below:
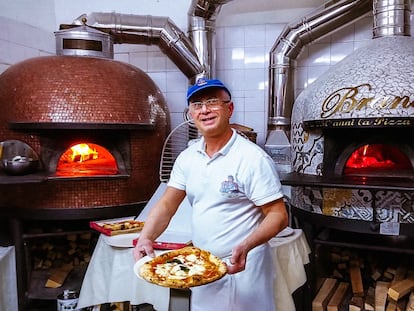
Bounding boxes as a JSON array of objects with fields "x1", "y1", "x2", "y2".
[
  {"x1": 0, "y1": 17, "x2": 55, "y2": 65},
  {"x1": 0, "y1": 12, "x2": 391, "y2": 146}
]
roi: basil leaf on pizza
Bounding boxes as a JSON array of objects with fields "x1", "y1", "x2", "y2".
[{"x1": 139, "y1": 246, "x2": 227, "y2": 288}]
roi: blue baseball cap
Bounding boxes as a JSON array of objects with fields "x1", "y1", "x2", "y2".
[{"x1": 186, "y1": 78, "x2": 231, "y2": 104}]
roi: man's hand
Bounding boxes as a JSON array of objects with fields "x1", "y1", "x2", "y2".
[
  {"x1": 133, "y1": 237, "x2": 155, "y2": 261},
  {"x1": 226, "y1": 244, "x2": 248, "y2": 274}
]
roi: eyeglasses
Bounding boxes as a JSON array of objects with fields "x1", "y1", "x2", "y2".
[{"x1": 189, "y1": 98, "x2": 231, "y2": 111}]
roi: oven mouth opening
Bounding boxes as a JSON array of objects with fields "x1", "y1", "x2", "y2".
[
  {"x1": 343, "y1": 143, "x2": 413, "y2": 178},
  {"x1": 56, "y1": 142, "x2": 118, "y2": 177}
]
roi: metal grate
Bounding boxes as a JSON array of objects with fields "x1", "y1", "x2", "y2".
[{"x1": 159, "y1": 120, "x2": 200, "y2": 182}]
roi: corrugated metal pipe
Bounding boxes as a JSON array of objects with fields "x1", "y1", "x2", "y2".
[
  {"x1": 70, "y1": 12, "x2": 204, "y2": 79},
  {"x1": 267, "y1": 0, "x2": 372, "y2": 130},
  {"x1": 67, "y1": 0, "x2": 234, "y2": 82},
  {"x1": 373, "y1": 0, "x2": 411, "y2": 38},
  {"x1": 187, "y1": 0, "x2": 234, "y2": 82}
]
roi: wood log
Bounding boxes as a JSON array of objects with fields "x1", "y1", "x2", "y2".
[
  {"x1": 66, "y1": 234, "x2": 77, "y2": 242},
  {"x1": 349, "y1": 296, "x2": 363, "y2": 311},
  {"x1": 312, "y1": 278, "x2": 338, "y2": 311},
  {"x1": 406, "y1": 292, "x2": 414, "y2": 311},
  {"x1": 45, "y1": 263, "x2": 73, "y2": 288},
  {"x1": 392, "y1": 266, "x2": 407, "y2": 286},
  {"x1": 396, "y1": 298, "x2": 407, "y2": 311},
  {"x1": 331, "y1": 252, "x2": 341, "y2": 263},
  {"x1": 349, "y1": 266, "x2": 364, "y2": 297},
  {"x1": 384, "y1": 267, "x2": 396, "y2": 280},
  {"x1": 327, "y1": 282, "x2": 349, "y2": 311},
  {"x1": 386, "y1": 267, "x2": 397, "y2": 276},
  {"x1": 387, "y1": 299, "x2": 397, "y2": 311},
  {"x1": 388, "y1": 279, "x2": 414, "y2": 301},
  {"x1": 338, "y1": 262, "x2": 347, "y2": 270},
  {"x1": 376, "y1": 281, "x2": 391, "y2": 311},
  {"x1": 340, "y1": 254, "x2": 350, "y2": 262},
  {"x1": 365, "y1": 286, "x2": 375, "y2": 311},
  {"x1": 333, "y1": 269, "x2": 344, "y2": 279},
  {"x1": 371, "y1": 269, "x2": 383, "y2": 281},
  {"x1": 80, "y1": 232, "x2": 92, "y2": 240}
]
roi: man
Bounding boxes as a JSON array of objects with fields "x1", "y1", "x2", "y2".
[{"x1": 134, "y1": 78, "x2": 288, "y2": 311}]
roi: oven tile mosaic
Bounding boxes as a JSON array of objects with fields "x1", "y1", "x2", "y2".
[
  {"x1": 292, "y1": 186, "x2": 414, "y2": 224},
  {"x1": 399, "y1": 192, "x2": 414, "y2": 223}
]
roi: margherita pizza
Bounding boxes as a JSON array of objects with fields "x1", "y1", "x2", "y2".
[{"x1": 139, "y1": 246, "x2": 227, "y2": 288}]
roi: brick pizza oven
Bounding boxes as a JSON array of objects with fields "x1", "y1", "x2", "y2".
[
  {"x1": 0, "y1": 27, "x2": 171, "y2": 310},
  {"x1": 0, "y1": 54, "x2": 170, "y2": 211}
]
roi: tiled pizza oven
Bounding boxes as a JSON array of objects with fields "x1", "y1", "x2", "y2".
[
  {"x1": 278, "y1": 2, "x2": 414, "y2": 308},
  {"x1": 285, "y1": 0, "x2": 414, "y2": 233},
  {"x1": 289, "y1": 34, "x2": 414, "y2": 229},
  {"x1": 0, "y1": 54, "x2": 170, "y2": 210}
]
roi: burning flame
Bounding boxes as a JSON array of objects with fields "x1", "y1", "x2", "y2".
[
  {"x1": 56, "y1": 142, "x2": 118, "y2": 177},
  {"x1": 70, "y1": 143, "x2": 98, "y2": 162},
  {"x1": 345, "y1": 144, "x2": 412, "y2": 172}
]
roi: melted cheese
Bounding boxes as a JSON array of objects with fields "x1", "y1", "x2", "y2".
[{"x1": 154, "y1": 254, "x2": 206, "y2": 280}]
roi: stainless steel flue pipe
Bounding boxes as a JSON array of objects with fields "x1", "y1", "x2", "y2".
[
  {"x1": 187, "y1": 0, "x2": 234, "y2": 82},
  {"x1": 68, "y1": 1, "x2": 233, "y2": 81},
  {"x1": 71, "y1": 12, "x2": 203, "y2": 79},
  {"x1": 267, "y1": 0, "x2": 372, "y2": 128}
]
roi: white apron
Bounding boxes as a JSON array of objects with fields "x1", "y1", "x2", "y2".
[{"x1": 190, "y1": 244, "x2": 276, "y2": 311}]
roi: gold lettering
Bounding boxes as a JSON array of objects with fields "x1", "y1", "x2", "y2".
[
  {"x1": 321, "y1": 84, "x2": 414, "y2": 118},
  {"x1": 357, "y1": 119, "x2": 373, "y2": 126},
  {"x1": 356, "y1": 97, "x2": 374, "y2": 110},
  {"x1": 373, "y1": 118, "x2": 412, "y2": 126},
  {"x1": 389, "y1": 96, "x2": 413, "y2": 109},
  {"x1": 321, "y1": 84, "x2": 371, "y2": 118},
  {"x1": 332, "y1": 119, "x2": 355, "y2": 127},
  {"x1": 373, "y1": 97, "x2": 388, "y2": 108}
]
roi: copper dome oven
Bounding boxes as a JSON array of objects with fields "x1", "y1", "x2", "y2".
[
  {"x1": 0, "y1": 55, "x2": 170, "y2": 210},
  {"x1": 0, "y1": 50, "x2": 170, "y2": 310}
]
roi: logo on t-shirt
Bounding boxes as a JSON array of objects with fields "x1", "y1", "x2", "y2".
[{"x1": 220, "y1": 175, "x2": 240, "y2": 197}]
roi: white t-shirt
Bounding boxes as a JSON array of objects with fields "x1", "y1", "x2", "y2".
[{"x1": 168, "y1": 129, "x2": 284, "y2": 258}]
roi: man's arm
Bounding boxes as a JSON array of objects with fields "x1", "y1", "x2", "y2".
[
  {"x1": 227, "y1": 197, "x2": 288, "y2": 274},
  {"x1": 133, "y1": 186, "x2": 186, "y2": 260}
]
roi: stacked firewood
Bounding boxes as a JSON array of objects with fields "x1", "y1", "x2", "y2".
[
  {"x1": 30, "y1": 232, "x2": 94, "y2": 271},
  {"x1": 312, "y1": 246, "x2": 414, "y2": 311}
]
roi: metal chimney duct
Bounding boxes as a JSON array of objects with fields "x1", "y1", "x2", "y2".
[
  {"x1": 290, "y1": 0, "x2": 414, "y2": 176},
  {"x1": 187, "y1": 0, "x2": 234, "y2": 82},
  {"x1": 267, "y1": 0, "x2": 372, "y2": 129},
  {"x1": 63, "y1": 12, "x2": 204, "y2": 79},
  {"x1": 265, "y1": 0, "x2": 372, "y2": 173},
  {"x1": 61, "y1": 1, "x2": 234, "y2": 86}
]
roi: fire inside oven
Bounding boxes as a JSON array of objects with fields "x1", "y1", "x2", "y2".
[
  {"x1": 40, "y1": 130, "x2": 131, "y2": 179},
  {"x1": 56, "y1": 142, "x2": 118, "y2": 177},
  {"x1": 343, "y1": 143, "x2": 413, "y2": 177},
  {"x1": 323, "y1": 128, "x2": 414, "y2": 178}
]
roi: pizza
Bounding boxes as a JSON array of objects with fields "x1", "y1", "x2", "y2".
[
  {"x1": 139, "y1": 246, "x2": 227, "y2": 288},
  {"x1": 101, "y1": 220, "x2": 145, "y2": 235}
]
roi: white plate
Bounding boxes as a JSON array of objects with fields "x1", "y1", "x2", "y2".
[
  {"x1": 103, "y1": 230, "x2": 192, "y2": 249},
  {"x1": 275, "y1": 226, "x2": 294, "y2": 238},
  {"x1": 102, "y1": 233, "x2": 140, "y2": 248},
  {"x1": 133, "y1": 250, "x2": 170, "y2": 281}
]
